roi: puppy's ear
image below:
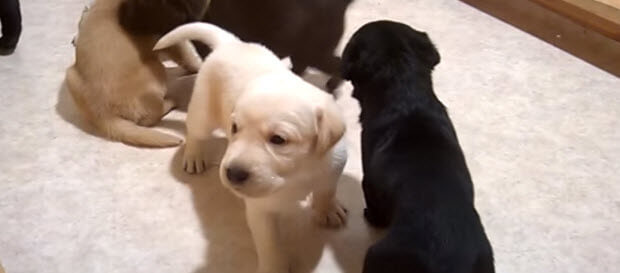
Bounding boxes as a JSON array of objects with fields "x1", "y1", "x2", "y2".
[
  {"x1": 314, "y1": 101, "x2": 346, "y2": 155},
  {"x1": 341, "y1": 42, "x2": 372, "y2": 80},
  {"x1": 410, "y1": 32, "x2": 441, "y2": 69}
]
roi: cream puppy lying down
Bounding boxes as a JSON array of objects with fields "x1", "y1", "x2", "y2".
[{"x1": 155, "y1": 23, "x2": 348, "y2": 273}]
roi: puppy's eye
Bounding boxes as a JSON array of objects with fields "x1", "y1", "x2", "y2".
[
  {"x1": 269, "y1": 135, "x2": 286, "y2": 145},
  {"x1": 231, "y1": 123, "x2": 238, "y2": 134}
]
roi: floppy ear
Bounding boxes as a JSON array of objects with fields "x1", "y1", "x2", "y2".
[
  {"x1": 314, "y1": 101, "x2": 346, "y2": 155},
  {"x1": 409, "y1": 32, "x2": 441, "y2": 69},
  {"x1": 341, "y1": 41, "x2": 372, "y2": 80},
  {"x1": 340, "y1": 45, "x2": 357, "y2": 80}
]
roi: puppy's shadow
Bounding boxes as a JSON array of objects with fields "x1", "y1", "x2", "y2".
[
  {"x1": 55, "y1": 68, "x2": 196, "y2": 140},
  {"x1": 323, "y1": 175, "x2": 383, "y2": 273},
  {"x1": 282, "y1": 173, "x2": 381, "y2": 273},
  {"x1": 169, "y1": 142, "x2": 378, "y2": 273},
  {"x1": 170, "y1": 142, "x2": 256, "y2": 273},
  {"x1": 55, "y1": 81, "x2": 98, "y2": 136}
]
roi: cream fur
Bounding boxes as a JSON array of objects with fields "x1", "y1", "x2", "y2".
[{"x1": 156, "y1": 22, "x2": 348, "y2": 273}]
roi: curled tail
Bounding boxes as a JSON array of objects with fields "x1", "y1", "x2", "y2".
[
  {"x1": 154, "y1": 22, "x2": 238, "y2": 51},
  {"x1": 100, "y1": 117, "x2": 182, "y2": 148}
]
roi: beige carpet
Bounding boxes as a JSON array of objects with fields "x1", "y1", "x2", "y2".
[{"x1": 1, "y1": 0, "x2": 619, "y2": 272}]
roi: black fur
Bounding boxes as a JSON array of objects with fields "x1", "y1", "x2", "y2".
[
  {"x1": 118, "y1": 0, "x2": 209, "y2": 35},
  {"x1": 341, "y1": 20, "x2": 494, "y2": 273},
  {"x1": 117, "y1": 0, "x2": 352, "y2": 92},
  {"x1": 201, "y1": 0, "x2": 353, "y2": 92},
  {"x1": 0, "y1": 0, "x2": 22, "y2": 55}
]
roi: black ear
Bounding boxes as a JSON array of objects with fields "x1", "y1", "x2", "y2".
[
  {"x1": 340, "y1": 44, "x2": 357, "y2": 80},
  {"x1": 341, "y1": 41, "x2": 372, "y2": 81},
  {"x1": 409, "y1": 32, "x2": 441, "y2": 69}
]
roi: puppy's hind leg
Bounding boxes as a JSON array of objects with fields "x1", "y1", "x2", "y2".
[
  {"x1": 311, "y1": 170, "x2": 348, "y2": 228},
  {"x1": 311, "y1": 185, "x2": 348, "y2": 228},
  {"x1": 136, "y1": 92, "x2": 176, "y2": 127},
  {"x1": 362, "y1": 178, "x2": 391, "y2": 228},
  {"x1": 312, "y1": 141, "x2": 348, "y2": 228}
]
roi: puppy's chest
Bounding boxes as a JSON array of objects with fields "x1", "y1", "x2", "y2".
[
  {"x1": 283, "y1": 174, "x2": 322, "y2": 200},
  {"x1": 362, "y1": 129, "x2": 396, "y2": 159},
  {"x1": 251, "y1": 187, "x2": 312, "y2": 215},
  {"x1": 258, "y1": 174, "x2": 323, "y2": 210}
]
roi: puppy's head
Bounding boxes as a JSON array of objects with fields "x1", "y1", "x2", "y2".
[
  {"x1": 219, "y1": 81, "x2": 345, "y2": 198},
  {"x1": 342, "y1": 20, "x2": 440, "y2": 95}
]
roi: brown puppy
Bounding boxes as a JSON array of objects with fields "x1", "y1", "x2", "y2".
[
  {"x1": 118, "y1": 0, "x2": 353, "y2": 92},
  {"x1": 204, "y1": 0, "x2": 353, "y2": 91},
  {"x1": 118, "y1": 0, "x2": 210, "y2": 35},
  {"x1": 65, "y1": 0, "x2": 202, "y2": 147}
]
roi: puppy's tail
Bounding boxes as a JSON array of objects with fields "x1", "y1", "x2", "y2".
[
  {"x1": 99, "y1": 116, "x2": 183, "y2": 148},
  {"x1": 154, "y1": 22, "x2": 238, "y2": 51}
]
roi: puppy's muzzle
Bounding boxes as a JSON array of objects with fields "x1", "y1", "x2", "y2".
[{"x1": 226, "y1": 165, "x2": 250, "y2": 185}]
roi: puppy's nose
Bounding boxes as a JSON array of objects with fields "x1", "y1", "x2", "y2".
[{"x1": 226, "y1": 166, "x2": 250, "y2": 184}]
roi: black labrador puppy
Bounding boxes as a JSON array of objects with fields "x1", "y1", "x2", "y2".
[
  {"x1": 118, "y1": 0, "x2": 352, "y2": 92},
  {"x1": 341, "y1": 20, "x2": 495, "y2": 273}
]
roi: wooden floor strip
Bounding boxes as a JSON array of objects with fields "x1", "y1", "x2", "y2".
[{"x1": 461, "y1": 0, "x2": 620, "y2": 77}]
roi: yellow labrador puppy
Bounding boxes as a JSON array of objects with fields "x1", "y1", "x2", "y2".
[
  {"x1": 65, "y1": 0, "x2": 202, "y2": 147},
  {"x1": 155, "y1": 22, "x2": 348, "y2": 273}
]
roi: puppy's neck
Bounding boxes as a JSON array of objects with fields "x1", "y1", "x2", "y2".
[{"x1": 358, "y1": 73, "x2": 440, "y2": 124}]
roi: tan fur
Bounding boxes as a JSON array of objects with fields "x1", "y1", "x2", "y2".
[
  {"x1": 65, "y1": 0, "x2": 201, "y2": 147},
  {"x1": 156, "y1": 23, "x2": 347, "y2": 273}
]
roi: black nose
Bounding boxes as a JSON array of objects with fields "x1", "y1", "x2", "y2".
[{"x1": 226, "y1": 166, "x2": 250, "y2": 184}]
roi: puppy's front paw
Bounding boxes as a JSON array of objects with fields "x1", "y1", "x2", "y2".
[
  {"x1": 312, "y1": 200, "x2": 348, "y2": 228},
  {"x1": 182, "y1": 147, "x2": 208, "y2": 174}
]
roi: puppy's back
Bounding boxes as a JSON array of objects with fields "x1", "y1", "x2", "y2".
[
  {"x1": 344, "y1": 20, "x2": 495, "y2": 273},
  {"x1": 363, "y1": 111, "x2": 494, "y2": 273},
  {"x1": 65, "y1": 0, "x2": 181, "y2": 147},
  {"x1": 73, "y1": 0, "x2": 158, "y2": 80}
]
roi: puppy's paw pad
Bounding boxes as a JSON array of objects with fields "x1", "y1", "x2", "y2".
[{"x1": 312, "y1": 202, "x2": 348, "y2": 229}]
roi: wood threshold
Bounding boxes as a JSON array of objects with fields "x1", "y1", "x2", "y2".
[
  {"x1": 530, "y1": 0, "x2": 620, "y2": 41},
  {"x1": 461, "y1": 0, "x2": 620, "y2": 77}
]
